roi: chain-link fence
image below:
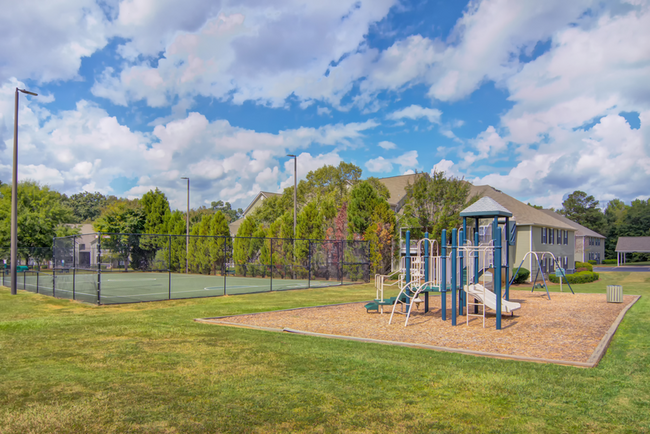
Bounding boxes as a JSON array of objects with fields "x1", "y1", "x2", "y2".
[{"x1": 43, "y1": 232, "x2": 369, "y2": 305}]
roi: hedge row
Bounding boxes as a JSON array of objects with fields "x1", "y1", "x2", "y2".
[
  {"x1": 575, "y1": 261, "x2": 593, "y2": 271},
  {"x1": 603, "y1": 259, "x2": 617, "y2": 264},
  {"x1": 549, "y1": 270, "x2": 599, "y2": 284}
]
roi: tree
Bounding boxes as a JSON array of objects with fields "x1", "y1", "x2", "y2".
[
  {"x1": 559, "y1": 191, "x2": 606, "y2": 234},
  {"x1": 347, "y1": 181, "x2": 385, "y2": 238},
  {"x1": 63, "y1": 192, "x2": 113, "y2": 223},
  {"x1": 141, "y1": 188, "x2": 171, "y2": 234},
  {"x1": 0, "y1": 181, "x2": 73, "y2": 265},
  {"x1": 210, "y1": 200, "x2": 243, "y2": 223},
  {"x1": 364, "y1": 201, "x2": 396, "y2": 275},
  {"x1": 93, "y1": 199, "x2": 146, "y2": 270},
  {"x1": 402, "y1": 171, "x2": 477, "y2": 241},
  {"x1": 233, "y1": 216, "x2": 256, "y2": 276}
]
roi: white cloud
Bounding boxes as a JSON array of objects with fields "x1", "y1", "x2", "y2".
[
  {"x1": 0, "y1": 0, "x2": 109, "y2": 83},
  {"x1": 378, "y1": 141, "x2": 397, "y2": 150},
  {"x1": 365, "y1": 150, "x2": 419, "y2": 174},
  {"x1": 0, "y1": 80, "x2": 378, "y2": 210},
  {"x1": 387, "y1": 104, "x2": 442, "y2": 124}
]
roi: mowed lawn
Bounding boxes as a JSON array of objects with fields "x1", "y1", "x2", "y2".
[{"x1": 0, "y1": 273, "x2": 649, "y2": 433}]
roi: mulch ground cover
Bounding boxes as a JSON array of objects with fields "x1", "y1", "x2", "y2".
[{"x1": 198, "y1": 290, "x2": 638, "y2": 365}]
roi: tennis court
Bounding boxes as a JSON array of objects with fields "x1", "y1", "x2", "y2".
[{"x1": 4, "y1": 269, "x2": 348, "y2": 304}]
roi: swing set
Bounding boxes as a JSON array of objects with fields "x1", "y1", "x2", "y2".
[{"x1": 510, "y1": 251, "x2": 574, "y2": 299}]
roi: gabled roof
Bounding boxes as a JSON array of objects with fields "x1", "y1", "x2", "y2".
[
  {"x1": 469, "y1": 185, "x2": 575, "y2": 230},
  {"x1": 538, "y1": 209, "x2": 605, "y2": 238},
  {"x1": 616, "y1": 237, "x2": 650, "y2": 253},
  {"x1": 375, "y1": 173, "x2": 420, "y2": 207},
  {"x1": 242, "y1": 191, "x2": 282, "y2": 216},
  {"x1": 460, "y1": 196, "x2": 513, "y2": 218},
  {"x1": 228, "y1": 217, "x2": 244, "y2": 236}
]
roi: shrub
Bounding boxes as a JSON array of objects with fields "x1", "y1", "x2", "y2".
[
  {"x1": 549, "y1": 270, "x2": 599, "y2": 284},
  {"x1": 513, "y1": 268, "x2": 530, "y2": 284},
  {"x1": 588, "y1": 259, "x2": 597, "y2": 265},
  {"x1": 603, "y1": 259, "x2": 616, "y2": 264},
  {"x1": 575, "y1": 261, "x2": 593, "y2": 272}
]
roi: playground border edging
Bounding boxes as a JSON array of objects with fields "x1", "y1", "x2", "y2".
[{"x1": 195, "y1": 293, "x2": 641, "y2": 368}]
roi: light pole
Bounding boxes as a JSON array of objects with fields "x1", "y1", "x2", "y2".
[
  {"x1": 286, "y1": 155, "x2": 297, "y2": 238},
  {"x1": 286, "y1": 155, "x2": 297, "y2": 279},
  {"x1": 181, "y1": 177, "x2": 190, "y2": 274},
  {"x1": 11, "y1": 88, "x2": 38, "y2": 295}
]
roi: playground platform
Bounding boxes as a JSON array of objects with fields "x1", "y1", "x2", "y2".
[{"x1": 197, "y1": 289, "x2": 639, "y2": 367}]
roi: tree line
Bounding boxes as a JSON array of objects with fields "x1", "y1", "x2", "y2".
[
  {"x1": 556, "y1": 191, "x2": 650, "y2": 261},
  {"x1": 0, "y1": 165, "x2": 477, "y2": 275}
]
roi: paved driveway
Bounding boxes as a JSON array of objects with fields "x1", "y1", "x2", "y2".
[{"x1": 594, "y1": 266, "x2": 650, "y2": 273}]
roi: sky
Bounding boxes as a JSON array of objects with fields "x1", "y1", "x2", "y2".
[{"x1": 1, "y1": 0, "x2": 649, "y2": 212}]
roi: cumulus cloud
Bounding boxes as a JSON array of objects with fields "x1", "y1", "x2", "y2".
[
  {"x1": 378, "y1": 141, "x2": 397, "y2": 150},
  {"x1": 0, "y1": 81, "x2": 378, "y2": 210},
  {"x1": 365, "y1": 150, "x2": 419, "y2": 174},
  {"x1": 386, "y1": 104, "x2": 442, "y2": 124},
  {"x1": 0, "y1": 0, "x2": 109, "y2": 83}
]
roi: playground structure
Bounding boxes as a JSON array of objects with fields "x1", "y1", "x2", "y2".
[
  {"x1": 370, "y1": 197, "x2": 529, "y2": 330},
  {"x1": 510, "y1": 251, "x2": 574, "y2": 299}
]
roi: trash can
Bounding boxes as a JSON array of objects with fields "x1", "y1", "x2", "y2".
[{"x1": 606, "y1": 285, "x2": 623, "y2": 303}]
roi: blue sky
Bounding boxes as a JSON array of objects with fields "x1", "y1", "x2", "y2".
[{"x1": 1, "y1": 0, "x2": 649, "y2": 211}]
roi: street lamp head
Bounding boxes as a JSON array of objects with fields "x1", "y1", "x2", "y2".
[
  {"x1": 18, "y1": 89, "x2": 38, "y2": 96},
  {"x1": 181, "y1": 177, "x2": 189, "y2": 180},
  {"x1": 286, "y1": 154, "x2": 296, "y2": 158}
]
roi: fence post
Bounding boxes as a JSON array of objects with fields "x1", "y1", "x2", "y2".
[
  {"x1": 52, "y1": 236, "x2": 56, "y2": 298},
  {"x1": 97, "y1": 232, "x2": 102, "y2": 305},
  {"x1": 168, "y1": 235, "x2": 172, "y2": 300},
  {"x1": 339, "y1": 241, "x2": 343, "y2": 286},
  {"x1": 224, "y1": 236, "x2": 228, "y2": 296},
  {"x1": 36, "y1": 270, "x2": 39, "y2": 294},
  {"x1": 72, "y1": 235, "x2": 76, "y2": 301},
  {"x1": 23, "y1": 270, "x2": 26, "y2": 290},
  {"x1": 270, "y1": 238, "x2": 273, "y2": 292},
  {"x1": 308, "y1": 240, "x2": 312, "y2": 289}
]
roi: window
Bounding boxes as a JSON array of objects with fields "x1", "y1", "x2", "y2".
[
  {"x1": 79, "y1": 244, "x2": 86, "y2": 251},
  {"x1": 550, "y1": 229, "x2": 554, "y2": 245},
  {"x1": 564, "y1": 231, "x2": 568, "y2": 245}
]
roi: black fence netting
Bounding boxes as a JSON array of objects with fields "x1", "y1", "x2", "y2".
[{"x1": 9, "y1": 233, "x2": 372, "y2": 305}]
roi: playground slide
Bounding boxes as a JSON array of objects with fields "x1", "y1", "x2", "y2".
[{"x1": 465, "y1": 284, "x2": 521, "y2": 314}]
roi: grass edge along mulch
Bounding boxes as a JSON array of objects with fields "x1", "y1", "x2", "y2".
[{"x1": 195, "y1": 294, "x2": 641, "y2": 368}]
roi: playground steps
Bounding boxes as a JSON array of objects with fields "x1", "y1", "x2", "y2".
[{"x1": 365, "y1": 297, "x2": 398, "y2": 313}]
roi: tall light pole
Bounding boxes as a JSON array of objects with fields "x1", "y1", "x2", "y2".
[
  {"x1": 11, "y1": 88, "x2": 38, "y2": 295},
  {"x1": 181, "y1": 177, "x2": 190, "y2": 274},
  {"x1": 286, "y1": 155, "x2": 297, "y2": 239}
]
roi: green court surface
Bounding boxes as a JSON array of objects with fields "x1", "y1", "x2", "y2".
[{"x1": 52, "y1": 271, "x2": 346, "y2": 304}]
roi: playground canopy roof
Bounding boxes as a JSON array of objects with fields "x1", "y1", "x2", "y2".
[
  {"x1": 460, "y1": 196, "x2": 513, "y2": 218},
  {"x1": 615, "y1": 237, "x2": 650, "y2": 253}
]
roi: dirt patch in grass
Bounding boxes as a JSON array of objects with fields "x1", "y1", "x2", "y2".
[{"x1": 199, "y1": 290, "x2": 638, "y2": 365}]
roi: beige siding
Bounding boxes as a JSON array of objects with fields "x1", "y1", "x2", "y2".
[
  {"x1": 513, "y1": 226, "x2": 531, "y2": 274},
  {"x1": 530, "y1": 226, "x2": 575, "y2": 277}
]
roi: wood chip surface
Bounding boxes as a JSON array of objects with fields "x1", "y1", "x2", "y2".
[{"x1": 202, "y1": 290, "x2": 636, "y2": 363}]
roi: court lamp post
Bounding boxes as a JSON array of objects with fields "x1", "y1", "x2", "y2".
[
  {"x1": 286, "y1": 154, "x2": 297, "y2": 279},
  {"x1": 11, "y1": 88, "x2": 38, "y2": 295},
  {"x1": 286, "y1": 154, "x2": 297, "y2": 238},
  {"x1": 181, "y1": 177, "x2": 190, "y2": 274}
]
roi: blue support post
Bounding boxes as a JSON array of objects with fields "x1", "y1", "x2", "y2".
[
  {"x1": 495, "y1": 226, "x2": 502, "y2": 330},
  {"x1": 451, "y1": 228, "x2": 457, "y2": 326},
  {"x1": 505, "y1": 217, "x2": 510, "y2": 300},
  {"x1": 424, "y1": 231, "x2": 429, "y2": 313},
  {"x1": 441, "y1": 229, "x2": 447, "y2": 321},
  {"x1": 474, "y1": 231, "x2": 480, "y2": 314},
  {"x1": 459, "y1": 228, "x2": 464, "y2": 316},
  {"x1": 405, "y1": 230, "x2": 411, "y2": 314}
]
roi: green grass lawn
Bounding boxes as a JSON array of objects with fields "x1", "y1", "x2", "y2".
[{"x1": 1, "y1": 273, "x2": 649, "y2": 433}]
